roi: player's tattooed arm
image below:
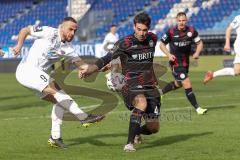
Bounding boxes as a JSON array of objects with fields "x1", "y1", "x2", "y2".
[
  {"x1": 78, "y1": 51, "x2": 115, "y2": 79},
  {"x1": 95, "y1": 52, "x2": 113, "y2": 70},
  {"x1": 79, "y1": 40, "x2": 124, "y2": 78},
  {"x1": 71, "y1": 58, "x2": 95, "y2": 79},
  {"x1": 96, "y1": 38, "x2": 126, "y2": 70},
  {"x1": 73, "y1": 57, "x2": 99, "y2": 79}
]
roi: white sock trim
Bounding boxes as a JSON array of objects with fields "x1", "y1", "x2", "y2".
[
  {"x1": 53, "y1": 90, "x2": 88, "y2": 120},
  {"x1": 51, "y1": 104, "x2": 64, "y2": 139},
  {"x1": 51, "y1": 104, "x2": 64, "y2": 124}
]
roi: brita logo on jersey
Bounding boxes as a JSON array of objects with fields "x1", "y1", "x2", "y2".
[
  {"x1": 132, "y1": 52, "x2": 153, "y2": 60},
  {"x1": 174, "y1": 41, "x2": 191, "y2": 47}
]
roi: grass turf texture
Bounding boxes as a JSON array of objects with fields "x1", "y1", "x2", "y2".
[{"x1": 0, "y1": 55, "x2": 239, "y2": 160}]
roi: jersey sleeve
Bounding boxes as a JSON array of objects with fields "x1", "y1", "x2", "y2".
[
  {"x1": 192, "y1": 28, "x2": 201, "y2": 43},
  {"x1": 230, "y1": 15, "x2": 240, "y2": 29},
  {"x1": 148, "y1": 32, "x2": 158, "y2": 45},
  {"x1": 29, "y1": 26, "x2": 55, "y2": 38},
  {"x1": 160, "y1": 29, "x2": 171, "y2": 44}
]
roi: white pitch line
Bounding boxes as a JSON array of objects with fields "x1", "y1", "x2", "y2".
[
  {"x1": 2, "y1": 115, "x2": 50, "y2": 121},
  {"x1": 2, "y1": 102, "x2": 240, "y2": 121},
  {"x1": 109, "y1": 102, "x2": 240, "y2": 114},
  {"x1": 164, "y1": 93, "x2": 240, "y2": 100},
  {"x1": 79, "y1": 93, "x2": 240, "y2": 110}
]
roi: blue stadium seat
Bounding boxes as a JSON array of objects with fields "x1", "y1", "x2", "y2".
[
  {"x1": 1, "y1": 0, "x2": 240, "y2": 45},
  {"x1": 0, "y1": 0, "x2": 67, "y2": 47}
]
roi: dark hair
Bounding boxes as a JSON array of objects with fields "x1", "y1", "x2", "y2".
[
  {"x1": 62, "y1": 17, "x2": 77, "y2": 24},
  {"x1": 176, "y1": 12, "x2": 187, "y2": 18},
  {"x1": 111, "y1": 24, "x2": 117, "y2": 27},
  {"x1": 134, "y1": 12, "x2": 151, "y2": 29}
]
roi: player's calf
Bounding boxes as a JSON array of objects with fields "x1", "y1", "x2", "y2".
[
  {"x1": 162, "y1": 81, "x2": 181, "y2": 94},
  {"x1": 53, "y1": 90, "x2": 105, "y2": 124}
]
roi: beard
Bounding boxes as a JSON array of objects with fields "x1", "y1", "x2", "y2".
[{"x1": 66, "y1": 36, "x2": 74, "y2": 42}]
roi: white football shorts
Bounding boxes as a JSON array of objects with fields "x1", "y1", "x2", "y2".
[{"x1": 16, "y1": 64, "x2": 53, "y2": 98}]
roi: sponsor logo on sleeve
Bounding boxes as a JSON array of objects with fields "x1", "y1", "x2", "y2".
[{"x1": 33, "y1": 26, "x2": 43, "y2": 32}]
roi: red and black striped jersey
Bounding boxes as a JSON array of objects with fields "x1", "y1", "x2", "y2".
[
  {"x1": 96, "y1": 32, "x2": 158, "y2": 88},
  {"x1": 161, "y1": 26, "x2": 201, "y2": 67}
]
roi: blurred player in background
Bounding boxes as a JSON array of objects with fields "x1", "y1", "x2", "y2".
[
  {"x1": 204, "y1": 15, "x2": 240, "y2": 84},
  {"x1": 160, "y1": 12, "x2": 207, "y2": 115},
  {"x1": 79, "y1": 12, "x2": 161, "y2": 152},
  {"x1": 13, "y1": 17, "x2": 104, "y2": 149},
  {"x1": 102, "y1": 24, "x2": 119, "y2": 55},
  {"x1": 0, "y1": 48, "x2": 5, "y2": 57},
  {"x1": 102, "y1": 25, "x2": 121, "y2": 80}
]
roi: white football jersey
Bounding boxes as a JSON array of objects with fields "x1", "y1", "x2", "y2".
[
  {"x1": 19, "y1": 26, "x2": 79, "y2": 73},
  {"x1": 230, "y1": 15, "x2": 240, "y2": 48}
]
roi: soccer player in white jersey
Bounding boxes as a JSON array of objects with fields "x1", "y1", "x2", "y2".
[
  {"x1": 102, "y1": 25, "x2": 119, "y2": 55},
  {"x1": 102, "y1": 25, "x2": 121, "y2": 86},
  {"x1": 13, "y1": 17, "x2": 104, "y2": 149},
  {"x1": 204, "y1": 15, "x2": 240, "y2": 84}
]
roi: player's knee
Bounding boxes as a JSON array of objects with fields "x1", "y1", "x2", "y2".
[
  {"x1": 133, "y1": 94, "x2": 147, "y2": 110},
  {"x1": 174, "y1": 81, "x2": 182, "y2": 88},
  {"x1": 43, "y1": 85, "x2": 57, "y2": 95},
  {"x1": 148, "y1": 127, "x2": 159, "y2": 134},
  {"x1": 234, "y1": 69, "x2": 240, "y2": 75},
  {"x1": 146, "y1": 123, "x2": 160, "y2": 134},
  {"x1": 43, "y1": 81, "x2": 62, "y2": 96},
  {"x1": 42, "y1": 94, "x2": 57, "y2": 103}
]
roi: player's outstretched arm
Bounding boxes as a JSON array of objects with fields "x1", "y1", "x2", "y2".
[
  {"x1": 12, "y1": 27, "x2": 31, "y2": 56},
  {"x1": 78, "y1": 63, "x2": 99, "y2": 79},
  {"x1": 224, "y1": 25, "x2": 233, "y2": 52},
  {"x1": 71, "y1": 58, "x2": 97, "y2": 79},
  {"x1": 78, "y1": 52, "x2": 113, "y2": 78},
  {"x1": 193, "y1": 40, "x2": 203, "y2": 59},
  {"x1": 159, "y1": 41, "x2": 176, "y2": 61}
]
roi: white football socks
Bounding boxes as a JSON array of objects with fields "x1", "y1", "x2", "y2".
[
  {"x1": 53, "y1": 90, "x2": 88, "y2": 120},
  {"x1": 213, "y1": 68, "x2": 235, "y2": 77},
  {"x1": 51, "y1": 104, "x2": 64, "y2": 139}
]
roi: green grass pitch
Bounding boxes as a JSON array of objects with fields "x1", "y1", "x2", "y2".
[{"x1": 0, "y1": 55, "x2": 239, "y2": 160}]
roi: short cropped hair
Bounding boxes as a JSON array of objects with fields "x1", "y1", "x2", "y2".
[
  {"x1": 176, "y1": 12, "x2": 187, "y2": 18},
  {"x1": 134, "y1": 12, "x2": 151, "y2": 29},
  {"x1": 62, "y1": 17, "x2": 77, "y2": 24}
]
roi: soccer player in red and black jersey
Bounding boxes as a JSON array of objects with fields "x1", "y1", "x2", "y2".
[
  {"x1": 79, "y1": 12, "x2": 161, "y2": 152},
  {"x1": 160, "y1": 12, "x2": 207, "y2": 115}
]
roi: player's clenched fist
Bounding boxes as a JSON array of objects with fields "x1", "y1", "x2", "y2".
[{"x1": 78, "y1": 64, "x2": 98, "y2": 79}]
